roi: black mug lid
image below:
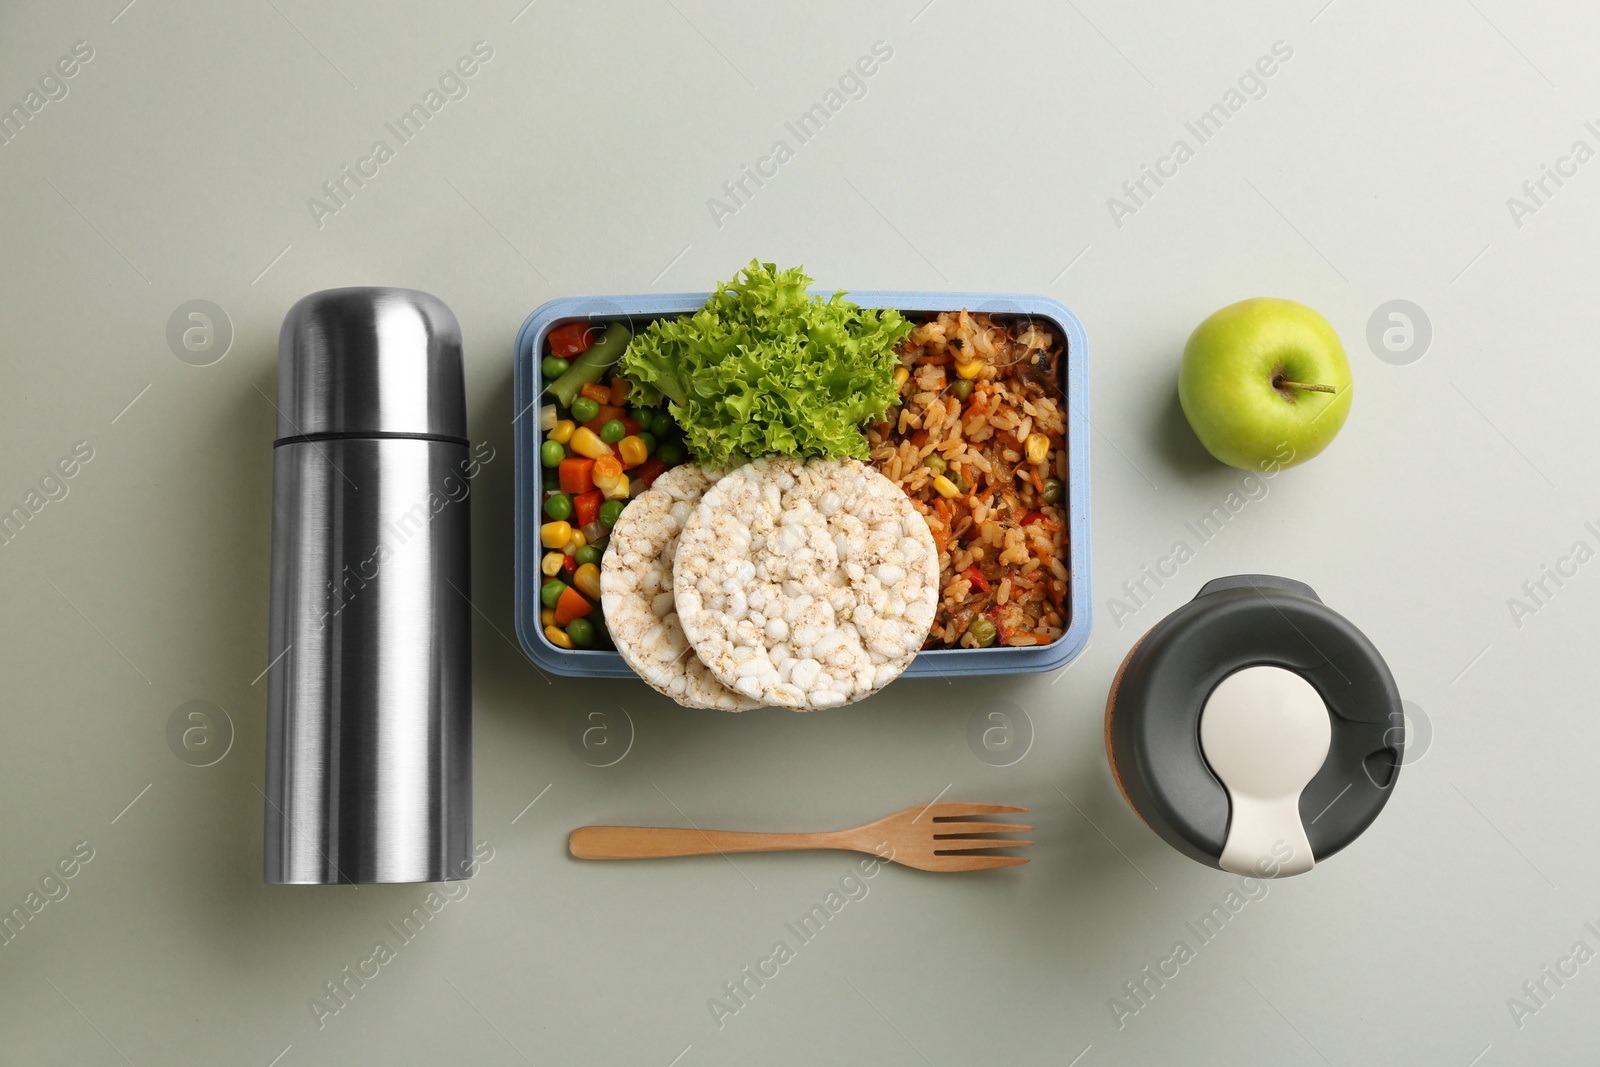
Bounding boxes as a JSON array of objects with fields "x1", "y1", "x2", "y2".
[{"x1": 1106, "y1": 575, "x2": 1402, "y2": 875}]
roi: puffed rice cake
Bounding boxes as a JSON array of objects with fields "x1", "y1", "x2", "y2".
[
  {"x1": 674, "y1": 457, "x2": 938, "y2": 711},
  {"x1": 601, "y1": 464, "x2": 760, "y2": 711}
]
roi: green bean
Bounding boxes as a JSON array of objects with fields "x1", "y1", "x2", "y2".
[{"x1": 545, "y1": 322, "x2": 632, "y2": 408}]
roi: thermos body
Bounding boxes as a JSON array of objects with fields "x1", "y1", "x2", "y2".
[{"x1": 265, "y1": 288, "x2": 473, "y2": 885}]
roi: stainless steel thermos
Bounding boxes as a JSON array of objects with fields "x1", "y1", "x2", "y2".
[{"x1": 265, "y1": 287, "x2": 473, "y2": 884}]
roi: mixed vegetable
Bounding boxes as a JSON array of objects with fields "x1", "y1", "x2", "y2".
[{"x1": 536, "y1": 321, "x2": 689, "y2": 651}]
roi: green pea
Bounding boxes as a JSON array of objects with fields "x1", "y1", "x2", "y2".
[
  {"x1": 630, "y1": 405, "x2": 655, "y2": 425},
  {"x1": 599, "y1": 419, "x2": 626, "y2": 444},
  {"x1": 953, "y1": 379, "x2": 973, "y2": 401},
  {"x1": 967, "y1": 617, "x2": 998, "y2": 647},
  {"x1": 656, "y1": 440, "x2": 685, "y2": 466},
  {"x1": 565, "y1": 617, "x2": 596, "y2": 647},
  {"x1": 540, "y1": 579, "x2": 566, "y2": 609},
  {"x1": 571, "y1": 396, "x2": 600, "y2": 423},
  {"x1": 598, "y1": 499, "x2": 626, "y2": 528},
  {"x1": 649, "y1": 411, "x2": 674, "y2": 437},
  {"x1": 923, "y1": 454, "x2": 947, "y2": 474},
  {"x1": 575, "y1": 545, "x2": 602, "y2": 567},
  {"x1": 542, "y1": 356, "x2": 570, "y2": 379},
  {"x1": 540, "y1": 440, "x2": 566, "y2": 467},
  {"x1": 1040, "y1": 478, "x2": 1063, "y2": 504},
  {"x1": 544, "y1": 492, "x2": 573, "y2": 521},
  {"x1": 636, "y1": 431, "x2": 657, "y2": 455},
  {"x1": 950, "y1": 470, "x2": 970, "y2": 493}
]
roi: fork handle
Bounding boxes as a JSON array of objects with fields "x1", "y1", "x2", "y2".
[{"x1": 570, "y1": 825, "x2": 848, "y2": 860}]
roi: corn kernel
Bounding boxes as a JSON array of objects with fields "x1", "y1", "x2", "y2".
[
  {"x1": 1025, "y1": 432, "x2": 1049, "y2": 466},
  {"x1": 602, "y1": 473, "x2": 630, "y2": 501},
  {"x1": 617, "y1": 435, "x2": 648, "y2": 466},
  {"x1": 893, "y1": 366, "x2": 910, "y2": 387},
  {"x1": 574, "y1": 563, "x2": 602, "y2": 600},
  {"x1": 955, "y1": 360, "x2": 982, "y2": 380},
  {"x1": 540, "y1": 520, "x2": 573, "y2": 549},
  {"x1": 570, "y1": 426, "x2": 610, "y2": 459},
  {"x1": 541, "y1": 551, "x2": 565, "y2": 576},
  {"x1": 563, "y1": 524, "x2": 588, "y2": 559},
  {"x1": 544, "y1": 624, "x2": 574, "y2": 650},
  {"x1": 549, "y1": 419, "x2": 576, "y2": 444},
  {"x1": 541, "y1": 608, "x2": 556, "y2": 627},
  {"x1": 932, "y1": 474, "x2": 960, "y2": 498}
]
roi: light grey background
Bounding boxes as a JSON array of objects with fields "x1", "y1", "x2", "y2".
[{"x1": 0, "y1": 0, "x2": 1593, "y2": 1064}]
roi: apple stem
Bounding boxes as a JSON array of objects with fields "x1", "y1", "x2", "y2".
[{"x1": 1275, "y1": 379, "x2": 1337, "y2": 394}]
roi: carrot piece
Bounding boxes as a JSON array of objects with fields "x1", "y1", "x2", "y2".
[
  {"x1": 579, "y1": 382, "x2": 611, "y2": 404},
  {"x1": 557, "y1": 457, "x2": 595, "y2": 495},
  {"x1": 581, "y1": 404, "x2": 626, "y2": 433},
  {"x1": 554, "y1": 585, "x2": 593, "y2": 625},
  {"x1": 608, "y1": 377, "x2": 631, "y2": 406}
]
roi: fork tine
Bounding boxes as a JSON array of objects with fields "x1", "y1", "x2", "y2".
[
  {"x1": 933, "y1": 838, "x2": 1034, "y2": 852},
  {"x1": 929, "y1": 854, "x2": 1030, "y2": 871},
  {"x1": 920, "y1": 803, "x2": 1029, "y2": 820},
  {"x1": 930, "y1": 821, "x2": 1032, "y2": 835}
]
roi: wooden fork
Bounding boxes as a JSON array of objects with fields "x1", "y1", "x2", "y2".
[{"x1": 569, "y1": 803, "x2": 1031, "y2": 872}]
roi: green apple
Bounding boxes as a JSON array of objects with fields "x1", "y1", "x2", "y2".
[{"x1": 1179, "y1": 298, "x2": 1352, "y2": 471}]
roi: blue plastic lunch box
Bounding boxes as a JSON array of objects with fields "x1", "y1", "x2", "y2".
[{"x1": 512, "y1": 291, "x2": 1091, "y2": 681}]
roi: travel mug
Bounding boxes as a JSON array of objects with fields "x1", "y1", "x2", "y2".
[
  {"x1": 1105, "y1": 575, "x2": 1402, "y2": 877},
  {"x1": 264, "y1": 287, "x2": 473, "y2": 884}
]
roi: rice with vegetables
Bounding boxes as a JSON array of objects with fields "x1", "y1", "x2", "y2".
[{"x1": 866, "y1": 311, "x2": 1069, "y2": 649}]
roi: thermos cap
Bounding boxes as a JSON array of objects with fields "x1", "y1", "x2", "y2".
[{"x1": 275, "y1": 286, "x2": 467, "y2": 441}]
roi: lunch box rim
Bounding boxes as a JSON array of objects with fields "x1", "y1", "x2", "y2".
[{"x1": 512, "y1": 290, "x2": 1091, "y2": 680}]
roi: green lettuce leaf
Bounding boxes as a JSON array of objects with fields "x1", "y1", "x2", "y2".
[{"x1": 620, "y1": 261, "x2": 911, "y2": 463}]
